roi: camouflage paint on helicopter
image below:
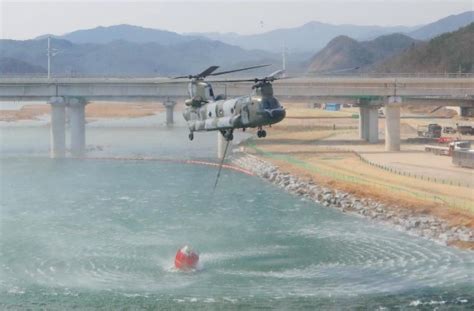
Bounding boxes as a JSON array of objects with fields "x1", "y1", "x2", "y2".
[{"x1": 178, "y1": 65, "x2": 286, "y2": 141}]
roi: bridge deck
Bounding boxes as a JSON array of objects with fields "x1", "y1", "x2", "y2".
[{"x1": 0, "y1": 77, "x2": 472, "y2": 101}]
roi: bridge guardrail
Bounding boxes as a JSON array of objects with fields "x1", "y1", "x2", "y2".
[{"x1": 1, "y1": 72, "x2": 473, "y2": 79}]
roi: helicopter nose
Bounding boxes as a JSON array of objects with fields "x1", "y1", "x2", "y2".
[
  {"x1": 273, "y1": 107, "x2": 286, "y2": 120},
  {"x1": 266, "y1": 107, "x2": 285, "y2": 120}
]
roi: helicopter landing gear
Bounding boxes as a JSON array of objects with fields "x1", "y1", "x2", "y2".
[
  {"x1": 220, "y1": 129, "x2": 234, "y2": 141},
  {"x1": 188, "y1": 132, "x2": 194, "y2": 141},
  {"x1": 257, "y1": 128, "x2": 267, "y2": 138}
]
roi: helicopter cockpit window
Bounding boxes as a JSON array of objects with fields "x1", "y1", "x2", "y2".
[
  {"x1": 204, "y1": 85, "x2": 214, "y2": 100},
  {"x1": 188, "y1": 83, "x2": 197, "y2": 97},
  {"x1": 262, "y1": 97, "x2": 281, "y2": 109}
]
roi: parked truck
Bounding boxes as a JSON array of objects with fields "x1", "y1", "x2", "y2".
[
  {"x1": 425, "y1": 141, "x2": 471, "y2": 156},
  {"x1": 442, "y1": 126, "x2": 456, "y2": 134},
  {"x1": 456, "y1": 125, "x2": 474, "y2": 135},
  {"x1": 417, "y1": 124, "x2": 442, "y2": 138}
]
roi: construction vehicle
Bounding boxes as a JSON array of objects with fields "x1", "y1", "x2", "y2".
[{"x1": 417, "y1": 124, "x2": 442, "y2": 138}]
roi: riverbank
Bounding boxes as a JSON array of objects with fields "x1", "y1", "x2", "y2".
[
  {"x1": 0, "y1": 102, "x2": 164, "y2": 122},
  {"x1": 232, "y1": 152, "x2": 473, "y2": 250}
]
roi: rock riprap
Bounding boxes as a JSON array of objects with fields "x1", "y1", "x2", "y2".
[{"x1": 232, "y1": 153, "x2": 473, "y2": 247}]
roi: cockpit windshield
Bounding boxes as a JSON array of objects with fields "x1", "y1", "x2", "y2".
[
  {"x1": 261, "y1": 97, "x2": 280, "y2": 109},
  {"x1": 205, "y1": 85, "x2": 215, "y2": 100}
]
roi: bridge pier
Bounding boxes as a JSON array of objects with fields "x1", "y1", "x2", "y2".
[
  {"x1": 49, "y1": 96, "x2": 87, "y2": 158},
  {"x1": 384, "y1": 96, "x2": 402, "y2": 151},
  {"x1": 163, "y1": 99, "x2": 177, "y2": 125},
  {"x1": 49, "y1": 97, "x2": 67, "y2": 158},
  {"x1": 68, "y1": 98, "x2": 87, "y2": 158},
  {"x1": 358, "y1": 103, "x2": 379, "y2": 143},
  {"x1": 368, "y1": 107, "x2": 379, "y2": 143},
  {"x1": 358, "y1": 106, "x2": 369, "y2": 140}
]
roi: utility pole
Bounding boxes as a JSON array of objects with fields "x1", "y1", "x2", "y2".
[
  {"x1": 47, "y1": 36, "x2": 59, "y2": 79},
  {"x1": 47, "y1": 36, "x2": 51, "y2": 79}
]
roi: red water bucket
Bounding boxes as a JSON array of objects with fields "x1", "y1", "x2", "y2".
[{"x1": 175, "y1": 245, "x2": 199, "y2": 270}]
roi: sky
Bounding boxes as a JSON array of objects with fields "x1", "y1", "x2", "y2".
[{"x1": 1, "y1": 0, "x2": 472, "y2": 40}]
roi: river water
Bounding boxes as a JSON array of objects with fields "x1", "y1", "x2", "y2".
[{"x1": 1, "y1": 115, "x2": 473, "y2": 309}]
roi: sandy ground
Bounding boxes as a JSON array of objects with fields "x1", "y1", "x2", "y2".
[
  {"x1": 245, "y1": 102, "x2": 474, "y2": 233},
  {"x1": 319, "y1": 130, "x2": 474, "y2": 186},
  {"x1": 0, "y1": 102, "x2": 165, "y2": 121}
]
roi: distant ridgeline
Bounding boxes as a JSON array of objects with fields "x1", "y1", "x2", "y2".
[
  {"x1": 0, "y1": 11, "x2": 472, "y2": 76},
  {"x1": 0, "y1": 38, "x2": 279, "y2": 76},
  {"x1": 0, "y1": 57, "x2": 46, "y2": 74},
  {"x1": 307, "y1": 34, "x2": 419, "y2": 73},
  {"x1": 308, "y1": 23, "x2": 474, "y2": 74},
  {"x1": 376, "y1": 22, "x2": 474, "y2": 74}
]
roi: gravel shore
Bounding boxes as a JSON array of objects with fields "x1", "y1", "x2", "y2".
[{"x1": 232, "y1": 152, "x2": 473, "y2": 248}]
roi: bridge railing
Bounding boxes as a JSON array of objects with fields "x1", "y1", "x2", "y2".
[
  {"x1": 0, "y1": 73, "x2": 167, "y2": 79},
  {"x1": 302, "y1": 72, "x2": 474, "y2": 79},
  {"x1": 1, "y1": 72, "x2": 473, "y2": 79}
]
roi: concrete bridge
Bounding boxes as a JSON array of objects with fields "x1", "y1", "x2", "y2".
[
  {"x1": 1, "y1": 76, "x2": 473, "y2": 100},
  {"x1": 0, "y1": 76, "x2": 473, "y2": 157}
]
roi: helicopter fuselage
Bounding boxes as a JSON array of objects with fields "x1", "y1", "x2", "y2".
[{"x1": 182, "y1": 91, "x2": 286, "y2": 133}]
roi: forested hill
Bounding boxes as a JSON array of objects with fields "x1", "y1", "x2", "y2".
[{"x1": 377, "y1": 23, "x2": 474, "y2": 73}]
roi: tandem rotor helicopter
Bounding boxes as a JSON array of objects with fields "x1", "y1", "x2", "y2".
[{"x1": 172, "y1": 64, "x2": 287, "y2": 141}]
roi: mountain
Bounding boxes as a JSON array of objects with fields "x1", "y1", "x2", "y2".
[
  {"x1": 0, "y1": 38, "x2": 279, "y2": 76},
  {"x1": 307, "y1": 33, "x2": 418, "y2": 73},
  {"x1": 193, "y1": 22, "x2": 418, "y2": 53},
  {"x1": 195, "y1": 11, "x2": 474, "y2": 53},
  {"x1": 0, "y1": 57, "x2": 46, "y2": 74},
  {"x1": 35, "y1": 24, "x2": 206, "y2": 45},
  {"x1": 38, "y1": 23, "x2": 415, "y2": 54},
  {"x1": 409, "y1": 11, "x2": 473, "y2": 40},
  {"x1": 30, "y1": 11, "x2": 473, "y2": 55},
  {"x1": 378, "y1": 23, "x2": 474, "y2": 73},
  {"x1": 11, "y1": 11, "x2": 472, "y2": 75}
]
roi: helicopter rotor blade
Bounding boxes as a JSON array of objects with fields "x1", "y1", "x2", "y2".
[
  {"x1": 209, "y1": 78, "x2": 256, "y2": 83},
  {"x1": 197, "y1": 65, "x2": 220, "y2": 78},
  {"x1": 314, "y1": 66, "x2": 360, "y2": 75},
  {"x1": 153, "y1": 80, "x2": 189, "y2": 84},
  {"x1": 210, "y1": 64, "x2": 271, "y2": 76},
  {"x1": 172, "y1": 64, "x2": 271, "y2": 80},
  {"x1": 272, "y1": 75, "x2": 294, "y2": 81},
  {"x1": 210, "y1": 75, "x2": 295, "y2": 84},
  {"x1": 266, "y1": 69, "x2": 285, "y2": 80},
  {"x1": 172, "y1": 65, "x2": 220, "y2": 79}
]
